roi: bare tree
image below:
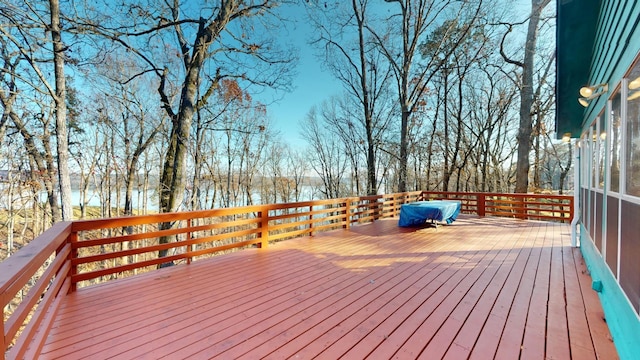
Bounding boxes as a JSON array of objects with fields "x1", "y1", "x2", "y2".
[
  {"x1": 71, "y1": 1, "x2": 295, "y2": 214},
  {"x1": 420, "y1": 17, "x2": 490, "y2": 191},
  {"x1": 369, "y1": 0, "x2": 483, "y2": 191},
  {"x1": 309, "y1": 0, "x2": 395, "y2": 195},
  {"x1": 91, "y1": 56, "x2": 165, "y2": 217},
  {"x1": 0, "y1": 1, "x2": 74, "y2": 220},
  {"x1": 285, "y1": 146, "x2": 309, "y2": 202},
  {"x1": 500, "y1": 0, "x2": 552, "y2": 193},
  {"x1": 301, "y1": 106, "x2": 349, "y2": 199},
  {"x1": 64, "y1": 1, "x2": 295, "y2": 263},
  {"x1": 49, "y1": 0, "x2": 73, "y2": 220}
]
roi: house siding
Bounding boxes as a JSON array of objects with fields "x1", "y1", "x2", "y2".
[{"x1": 565, "y1": 1, "x2": 640, "y2": 358}]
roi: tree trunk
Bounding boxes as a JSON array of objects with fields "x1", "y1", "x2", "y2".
[
  {"x1": 442, "y1": 68, "x2": 450, "y2": 191},
  {"x1": 157, "y1": 14, "x2": 232, "y2": 263},
  {"x1": 49, "y1": 0, "x2": 73, "y2": 220},
  {"x1": 514, "y1": 0, "x2": 550, "y2": 193},
  {"x1": 398, "y1": 107, "x2": 409, "y2": 192},
  {"x1": 558, "y1": 141, "x2": 572, "y2": 195},
  {"x1": 352, "y1": 0, "x2": 377, "y2": 195}
]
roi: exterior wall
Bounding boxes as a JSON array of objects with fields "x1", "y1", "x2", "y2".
[
  {"x1": 576, "y1": 1, "x2": 640, "y2": 358},
  {"x1": 619, "y1": 200, "x2": 640, "y2": 313},
  {"x1": 580, "y1": 226, "x2": 640, "y2": 360}
]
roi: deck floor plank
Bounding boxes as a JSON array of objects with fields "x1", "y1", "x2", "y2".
[
  {"x1": 238, "y1": 237, "x2": 454, "y2": 359},
  {"x1": 572, "y1": 247, "x2": 618, "y2": 359},
  {"x1": 493, "y1": 221, "x2": 545, "y2": 360},
  {"x1": 391, "y1": 237, "x2": 503, "y2": 359},
  {"x1": 146, "y1": 233, "x2": 438, "y2": 359},
  {"x1": 520, "y1": 221, "x2": 552, "y2": 360},
  {"x1": 442, "y1": 222, "x2": 529, "y2": 360},
  {"x1": 306, "y1": 228, "x2": 483, "y2": 360},
  {"x1": 343, "y1": 223, "x2": 499, "y2": 359},
  {"x1": 564, "y1": 242, "x2": 598, "y2": 360},
  {"x1": 421, "y1": 225, "x2": 532, "y2": 359},
  {"x1": 545, "y1": 222, "x2": 571, "y2": 360},
  {"x1": 39, "y1": 216, "x2": 618, "y2": 360}
]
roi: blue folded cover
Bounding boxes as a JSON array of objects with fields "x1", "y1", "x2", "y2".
[{"x1": 398, "y1": 200, "x2": 462, "y2": 227}]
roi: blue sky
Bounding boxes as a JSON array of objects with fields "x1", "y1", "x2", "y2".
[{"x1": 257, "y1": 3, "x2": 342, "y2": 148}]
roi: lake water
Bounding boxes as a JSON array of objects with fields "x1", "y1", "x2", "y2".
[{"x1": 0, "y1": 186, "x2": 319, "y2": 211}]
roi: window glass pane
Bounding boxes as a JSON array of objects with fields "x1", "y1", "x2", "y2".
[
  {"x1": 583, "y1": 137, "x2": 588, "y2": 187},
  {"x1": 598, "y1": 115, "x2": 606, "y2": 188},
  {"x1": 610, "y1": 93, "x2": 621, "y2": 192},
  {"x1": 627, "y1": 70, "x2": 640, "y2": 196},
  {"x1": 591, "y1": 122, "x2": 597, "y2": 188}
]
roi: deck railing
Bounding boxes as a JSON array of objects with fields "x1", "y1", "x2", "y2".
[
  {"x1": 0, "y1": 191, "x2": 572, "y2": 360},
  {"x1": 420, "y1": 191, "x2": 574, "y2": 222}
]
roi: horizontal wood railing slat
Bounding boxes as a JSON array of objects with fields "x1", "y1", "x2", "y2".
[
  {"x1": 186, "y1": 238, "x2": 263, "y2": 259},
  {"x1": 19, "y1": 276, "x2": 71, "y2": 360},
  {"x1": 0, "y1": 222, "x2": 71, "y2": 296},
  {"x1": 71, "y1": 253, "x2": 186, "y2": 284},
  {"x1": 4, "y1": 243, "x2": 71, "y2": 344},
  {"x1": 7, "y1": 265, "x2": 71, "y2": 360}
]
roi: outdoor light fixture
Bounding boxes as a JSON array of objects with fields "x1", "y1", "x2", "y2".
[
  {"x1": 562, "y1": 133, "x2": 571, "y2": 142},
  {"x1": 579, "y1": 83, "x2": 608, "y2": 98},
  {"x1": 578, "y1": 98, "x2": 590, "y2": 107},
  {"x1": 578, "y1": 82, "x2": 609, "y2": 107}
]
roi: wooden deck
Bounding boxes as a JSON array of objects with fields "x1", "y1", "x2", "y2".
[{"x1": 38, "y1": 216, "x2": 617, "y2": 359}]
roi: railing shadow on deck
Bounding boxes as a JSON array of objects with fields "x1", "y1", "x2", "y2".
[{"x1": 0, "y1": 191, "x2": 572, "y2": 360}]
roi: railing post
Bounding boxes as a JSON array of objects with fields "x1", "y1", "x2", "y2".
[
  {"x1": 186, "y1": 219, "x2": 192, "y2": 264},
  {"x1": 394, "y1": 194, "x2": 399, "y2": 217},
  {"x1": 517, "y1": 196, "x2": 526, "y2": 220},
  {"x1": 309, "y1": 205, "x2": 314, "y2": 236},
  {"x1": 344, "y1": 199, "x2": 351, "y2": 230},
  {"x1": 568, "y1": 197, "x2": 574, "y2": 222},
  {"x1": 258, "y1": 209, "x2": 269, "y2": 248},
  {"x1": 69, "y1": 230, "x2": 78, "y2": 293},
  {"x1": 1, "y1": 309, "x2": 5, "y2": 360},
  {"x1": 478, "y1": 194, "x2": 486, "y2": 217}
]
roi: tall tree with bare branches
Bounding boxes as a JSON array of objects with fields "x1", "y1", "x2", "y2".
[
  {"x1": 309, "y1": 0, "x2": 394, "y2": 195},
  {"x1": 0, "y1": 1, "x2": 74, "y2": 220},
  {"x1": 72, "y1": 0, "x2": 295, "y2": 214},
  {"x1": 500, "y1": 0, "x2": 552, "y2": 193},
  {"x1": 369, "y1": 0, "x2": 483, "y2": 192}
]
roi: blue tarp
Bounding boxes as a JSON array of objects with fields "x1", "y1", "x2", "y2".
[{"x1": 398, "y1": 200, "x2": 462, "y2": 227}]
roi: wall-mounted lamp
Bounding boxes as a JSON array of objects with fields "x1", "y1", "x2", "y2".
[
  {"x1": 580, "y1": 83, "x2": 608, "y2": 97},
  {"x1": 562, "y1": 133, "x2": 571, "y2": 143},
  {"x1": 578, "y1": 83, "x2": 609, "y2": 107}
]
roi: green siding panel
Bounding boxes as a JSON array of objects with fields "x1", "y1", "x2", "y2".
[
  {"x1": 580, "y1": 226, "x2": 640, "y2": 360},
  {"x1": 562, "y1": 2, "x2": 640, "y2": 358},
  {"x1": 581, "y1": 1, "x2": 640, "y2": 133}
]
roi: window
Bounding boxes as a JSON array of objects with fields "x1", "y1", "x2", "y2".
[
  {"x1": 627, "y1": 68, "x2": 640, "y2": 197},
  {"x1": 598, "y1": 115, "x2": 606, "y2": 189},
  {"x1": 610, "y1": 93, "x2": 621, "y2": 192},
  {"x1": 581, "y1": 135, "x2": 589, "y2": 188},
  {"x1": 591, "y1": 122, "x2": 598, "y2": 188}
]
